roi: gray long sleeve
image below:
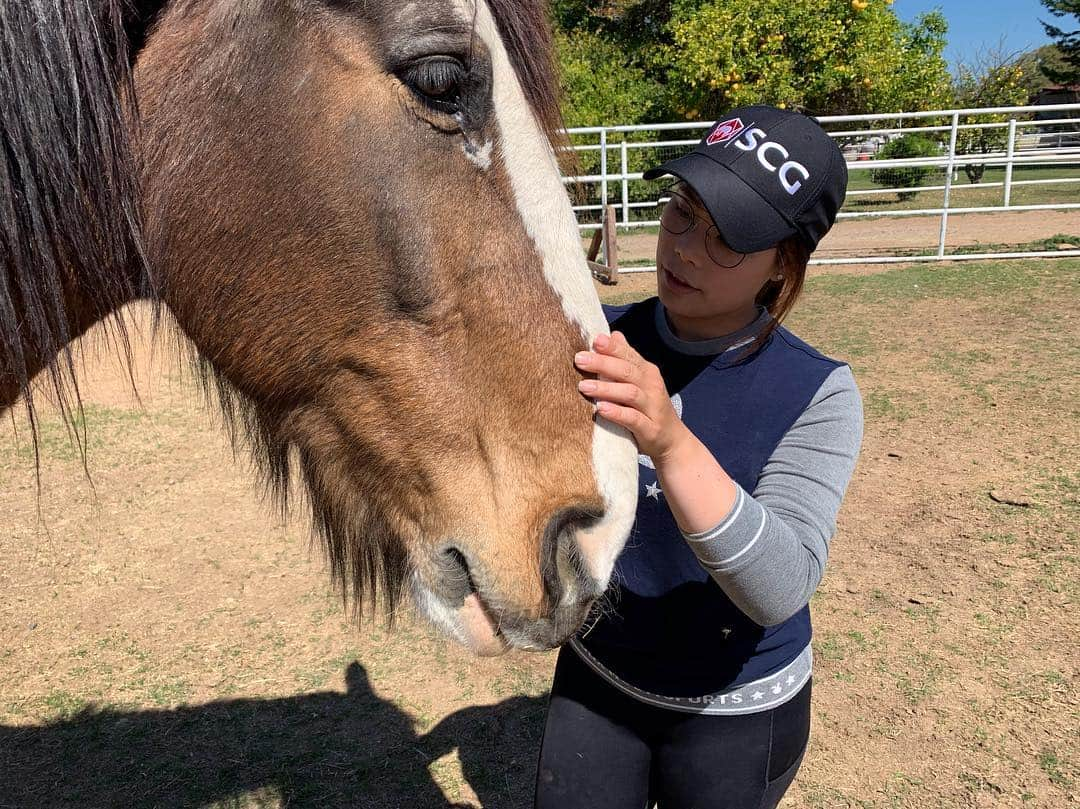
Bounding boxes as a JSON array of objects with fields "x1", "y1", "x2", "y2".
[{"x1": 682, "y1": 365, "x2": 863, "y2": 627}]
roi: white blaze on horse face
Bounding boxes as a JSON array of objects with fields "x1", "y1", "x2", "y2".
[{"x1": 461, "y1": 0, "x2": 638, "y2": 585}]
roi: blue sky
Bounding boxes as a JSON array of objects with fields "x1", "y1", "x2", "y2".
[{"x1": 895, "y1": 1, "x2": 1054, "y2": 66}]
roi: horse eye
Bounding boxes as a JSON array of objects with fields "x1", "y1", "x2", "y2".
[{"x1": 403, "y1": 57, "x2": 466, "y2": 110}]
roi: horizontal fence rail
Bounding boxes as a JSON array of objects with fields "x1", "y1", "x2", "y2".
[{"x1": 561, "y1": 103, "x2": 1080, "y2": 272}]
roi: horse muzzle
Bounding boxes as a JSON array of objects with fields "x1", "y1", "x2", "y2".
[{"x1": 416, "y1": 508, "x2": 610, "y2": 655}]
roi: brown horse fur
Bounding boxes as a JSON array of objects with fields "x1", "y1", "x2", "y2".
[{"x1": 1, "y1": 0, "x2": 639, "y2": 654}]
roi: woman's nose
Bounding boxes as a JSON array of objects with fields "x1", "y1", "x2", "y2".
[{"x1": 675, "y1": 242, "x2": 699, "y2": 267}]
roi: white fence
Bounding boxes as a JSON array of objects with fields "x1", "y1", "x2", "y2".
[{"x1": 562, "y1": 103, "x2": 1080, "y2": 272}]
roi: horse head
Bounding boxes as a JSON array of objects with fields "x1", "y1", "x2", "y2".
[{"x1": 130, "y1": 0, "x2": 638, "y2": 654}]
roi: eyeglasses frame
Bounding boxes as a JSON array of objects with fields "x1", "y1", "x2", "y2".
[{"x1": 658, "y1": 189, "x2": 748, "y2": 269}]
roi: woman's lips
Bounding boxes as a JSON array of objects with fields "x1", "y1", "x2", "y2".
[{"x1": 661, "y1": 264, "x2": 699, "y2": 294}]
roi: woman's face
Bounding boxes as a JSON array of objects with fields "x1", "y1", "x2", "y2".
[{"x1": 655, "y1": 188, "x2": 780, "y2": 327}]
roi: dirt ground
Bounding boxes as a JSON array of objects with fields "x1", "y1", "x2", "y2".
[
  {"x1": 1, "y1": 258, "x2": 1077, "y2": 808},
  {"x1": 609, "y1": 209, "x2": 1080, "y2": 267}
]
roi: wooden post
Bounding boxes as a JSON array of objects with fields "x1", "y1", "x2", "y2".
[
  {"x1": 586, "y1": 226, "x2": 603, "y2": 263},
  {"x1": 603, "y1": 204, "x2": 619, "y2": 285},
  {"x1": 586, "y1": 206, "x2": 620, "y2": 285}
]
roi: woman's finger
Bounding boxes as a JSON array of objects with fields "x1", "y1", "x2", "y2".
[
  {"x1": 594, "y1": 331, "x2": 642, "y2": 364},
  {"x1": 578, "y1": 379, "x2": 647, "y2": 409},
  {"x1": 574, "y1": 351, "x2": 638, "y2": 383},
  {"x1": 595, "y1": 400, "x2": 648, "y2": 434}
]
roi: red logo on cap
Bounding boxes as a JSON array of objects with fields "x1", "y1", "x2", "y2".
[{"x1": 706, "y1": 118, "x2": 746, "y2": 146}]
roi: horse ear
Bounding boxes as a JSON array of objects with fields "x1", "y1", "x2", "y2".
[{"x1": 345, "y1": 661, "x2": 370, "y2": 694}]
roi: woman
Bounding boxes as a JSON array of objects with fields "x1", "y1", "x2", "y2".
[{"x1": 535, "y1": 105, "x2": 863, "y2": 809}]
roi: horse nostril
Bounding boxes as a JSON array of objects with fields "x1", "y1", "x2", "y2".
[
  {"x1": 433, "y1": 545, "x2": 476, "y2": 607},
  {"x1": 541, "y1": 507, "x2": 604, "y2": 607}
]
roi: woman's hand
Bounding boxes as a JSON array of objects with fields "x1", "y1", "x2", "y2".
[
  {"x1": 576, "y1": 331, "x2": 738, "y2": 531},
  {"x1": 575, "y1": 332, "x2": 692, "y2": 465}
]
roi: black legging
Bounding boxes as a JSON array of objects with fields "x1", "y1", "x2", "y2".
[{"x1": 535, "y1": 647, "x2": 811, "y2": 809}]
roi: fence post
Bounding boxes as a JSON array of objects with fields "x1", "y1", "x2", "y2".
[
  {"x1": 1004, "y1": 118, "x2": 1017, "y2": 208},
  {"x1": 599, "y1": 128, "x2": 609, "y2": 265},
  {"x1": 620, "y1": 138, "x2": 630, "y2": 227},
  {"x1": 599, "y1": 131, "x2": 609, "y2": 205},
  {"x1": 938, "y1": 112, "x2": 961, "y2": 259},
  {"x1": 603, "y1": 204, "x2": 619, "y2": 285}
]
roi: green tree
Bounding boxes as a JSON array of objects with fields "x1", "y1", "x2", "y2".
[
  {"x1": 551, "y1": 0, "x2": 952, "y2": 124},
  {"x1": 657, "y1": 0, "x2": 951, "y2": 118},
  {"x1": 870, "y1": 134, "x2": 942, "y2": 200},
  {"x1": 952, "y1": 46, "x2": 1032, "y2": 183},
  {"x1": 1039, "y1": 0, "x2": 1080, "y2": 85},
  {"x1": 556, "y1": 28, "x2": 661, "y2": 127},
  {"x1": 1013, "y1": 44, "x2": 1071, "y2": 94},
  {"x1": 552, "y1": 0, "x2": 678, "y2": 49}
]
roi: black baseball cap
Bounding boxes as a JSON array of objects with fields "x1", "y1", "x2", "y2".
[{"x1": 643, "y1": 105, "x2": 848, "y2": 253}]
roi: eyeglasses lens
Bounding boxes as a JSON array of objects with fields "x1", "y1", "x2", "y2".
[
  {"x1": 659, "y1": 192, "x2": 745, "y2": 269},
  {"x1": 705, "y1": 230, "x2": 745, "y2": 268},
  {"x1": 660, "y1": 196, "x2": 694, "y2": 234}
]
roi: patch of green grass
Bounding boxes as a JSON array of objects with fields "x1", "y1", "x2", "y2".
[
  {"x1": 893, "y1": 650, "x2": 946, "y2": 706},
  {"x1": 958, "y1": 770, "x2": 1004, "y2": 795},
  {"x1": 490, "y1": 660, "x2": 549, "y2": 698},
  {"x1": 902, "y1": 603, "x2": 942, "y2": 632},
  {"x1": 973, "y1": 611, "x2": 1014, "y2": 647},
  {"x1": 815, "y1": 324, "x2": 880, "y2": 362},
  {"x1": 40, "y1": 690, "x2": 91, "y2": 721},
  {"x1": 931, "y1": 348, "x2": 994, "y2": 379},
  {"x1": 950, "y1": 234, "x2": 1080, "y2": 255},
  {"x1": 1034, "y1": 670, "x2": 1067, "y2": 687},
  {"x1": 815, "y1": 629, "x2": 872, "y2": 665},
  {"x1": 807, "y1": 257, "x2": 1079, "y2": 305},
  {"x1": 146, "y1": 679, "x2": 191, "y2": 706},
  {"x1": 0, "y1": 403, "x2": 154, "y2": 464},
  {"x1": 1034, "y1": 470, "x2": 1080, "y2": 516},
  {"x1": 845, "y1": 163, "x2": 1080, "y2": 212},
  {"x1": 979, "y1": 531, "x2": 1018, "y2": 546},
  {"x1": 293, "y1": 648, "x2": 367, "y2": 691},
  {"x1": 816, "y1": 635, "x2": 845, "y2": 662},
  {"x1": 1038, "y1": 748, "x2": 1075, "y2": 788},
  {"x1": 882, "y1": 771, "x2": 925, "y2": 808},
  {"x1": 801, "y1": 783, "x2": 876, "y2": 809},
  {"x1": 1030, "y1": 232, "x2": 1080, "y2": 250},
  {"x1": 863, "y1": 390, "x2": 915, "y2": 422},
  {"x1": 1033, "y1": 555, "x2": 1079, "y2": 601}
]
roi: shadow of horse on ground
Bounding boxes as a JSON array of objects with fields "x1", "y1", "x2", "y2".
[{"x1": 0, "y1": 662, "x2": 547, "y2": 808}]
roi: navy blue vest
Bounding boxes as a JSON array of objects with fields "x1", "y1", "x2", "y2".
[{"x1": 577, "y1": 299, "x2": 844, "y2": 698}]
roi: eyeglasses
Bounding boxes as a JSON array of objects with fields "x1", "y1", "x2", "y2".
[{"x1": 659, "y1": 191, "x2": 747, "y2": 269}]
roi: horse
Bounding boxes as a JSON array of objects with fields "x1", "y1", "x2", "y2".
[{"x1": 0, "y1": 0, "x2": 638, "y2": 657}]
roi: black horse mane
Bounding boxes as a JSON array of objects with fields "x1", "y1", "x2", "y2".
[{"x1": 0, "y1": 0, "x2": 167, "y2": 446}]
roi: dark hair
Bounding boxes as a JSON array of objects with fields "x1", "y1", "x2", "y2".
[
  {"x1": 746, "y1": 235, "x2": 811, "y2": 350},
  {"x1": 1, "y1": 0, "x2": 145, "y2": 460},
  {"x1": 757, "y1": 235, "x2": 811, "y2": 324}
]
